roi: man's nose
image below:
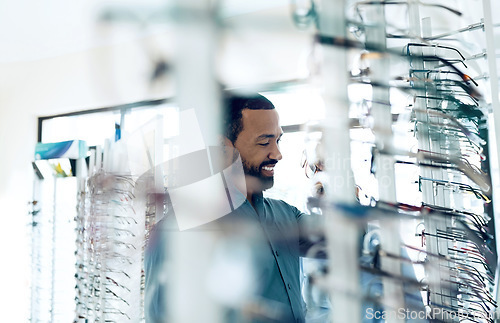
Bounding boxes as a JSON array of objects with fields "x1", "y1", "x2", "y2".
[{"x1": 270, "y1": 143, "x2": 282, "y2": 161}]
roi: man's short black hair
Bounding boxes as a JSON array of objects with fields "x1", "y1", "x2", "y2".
[{"x1": 223, "y1": 92, "x2": 275, "y2": 144}]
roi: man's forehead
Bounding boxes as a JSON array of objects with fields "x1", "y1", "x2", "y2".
[
  {"x1": 241, "y1": 109, "x2": 282, "y2": 135},
  {"x1": 241, "y1": 108, "x2": 279, "y2": 124}
]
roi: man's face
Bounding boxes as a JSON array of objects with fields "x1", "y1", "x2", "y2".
[{"x1": 232, "y1": 109, "x2": 283, "y2": 191}]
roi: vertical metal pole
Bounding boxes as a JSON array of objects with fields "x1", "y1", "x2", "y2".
[
  {"x1": 174, "y1": 0, "x2": 221, "y2": 146},
  {"x1": 364, "y1": 4, "x2": 404, "y2": 320},
  {"x1": 411, "y1": 11, "x2": 458, "y2": 312},
  {"x1": 409, "y1": 10, "x2": 445, "y2": 309},
  {"x1": 317, "y1": 1, "x2": 361, "y2": 322},
  {"x1": 167, "y1": 0, "x2": 223, "y2": 322}
]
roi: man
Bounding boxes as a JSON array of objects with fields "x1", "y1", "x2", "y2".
[
  {"x1": 220, "y1": 93, "x2": 312, "y2": 322},
  {"x1": 222, "y1": 93, "x2": 282, "y2": 196},
  {"x1": 221, "y1": 94, "x2": 425, "y2": 323},
  {"x1": 145, "y1": 92, "x2": 312, "y2": 323}
]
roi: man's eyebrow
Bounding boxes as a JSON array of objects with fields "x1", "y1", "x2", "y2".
[
  {"x1": 256, "y1": 132, "x2": 284, "y2": 141},
  {"x1": 256, "y1": 134, "x2": 276, "y2": 140}
]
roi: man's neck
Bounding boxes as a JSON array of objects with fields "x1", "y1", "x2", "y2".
[
  {"x1": 246, "y1": 189, "x2": 262, "y2": 208},
  {"x1": 244, "y1": 176, "x2": 264, "y2": 207}
]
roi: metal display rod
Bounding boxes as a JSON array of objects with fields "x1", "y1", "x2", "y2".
[
  {"x1": 364, "y1": 4, "x2": 404, "y2": 321},
  {"x1": 318, "y1": 1, "x2": 361, "y2": 322},
  {"x1": 166, "y1": 0, "x2": 224, "y2": 322}
]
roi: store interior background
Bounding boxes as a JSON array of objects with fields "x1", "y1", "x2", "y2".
[{"x1": 1, "y1": 0, "x2": 500, "y2": 321}]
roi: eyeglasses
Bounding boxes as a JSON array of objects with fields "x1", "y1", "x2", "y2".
[
  {"x1": 424, "y1": 21, "x2": 485, "y2": 41},
  {"x1": 348, "y1": 0, "x2": 462, "y2": 43},
  {"x1": 350, "y1": 64, "x2": 482, "y2": 109},
  {"x1": 415, "y1": 247, "x2": 495, "y2": 310},
  {"x1": 373, "y1": 198, "x2": 492, "y2": 252},
  {"x1": 448, "y1": 250, "x2": 491, "y2": 280},
  {"x1": 447, "y1": 262, "x2": 494, "y2": 291},
  {"x1": 418, "y1": 176, "x2": 491, "y2": 203},
  {"x1": 416, "y1": 149, "x2": 485, "y2": 179},
  {"x1": 372, "y1": 146, "x2": 490, "y2": 196},
  {"x1": 351, "y1": 100, "x2": 487, "y2": 169},
  {"x1": 413, "y1": 94, "x2": 482, "y2": 124},
  {"x1": 430, "y1": 290, "x2": 493, "y2": 319},
  {"x1": 409, "y1": 69, "x2": 479, "y2": 86},
  {"x1": 416, "y1": 228, "x2": 491, "y2": 269},
  {"x1": 405, "y1": 42, "x2": 467, "y2": 68},
  {"x1": 409, "y1": 62, "x2": 481, "y2": 101},
  {"x1": 300, "y1": 149, "x2": 323, "y2": 178},
  {"x1": 315, "y1": 32, "x2": 482, "y2": 98},
  {"x1": 449, "y1": 247, "x2": 490, "y2": 267},
  {"x1": 414, "y1": 124, "x2": 486, "y2": 164},
  {"x1": 363, "y1": 201, "x2": 492, "y2": 265},
  {"x1": 339, "y1": 213, "x2": 493, "y2": 319},
  {"x1": 74, "y1": 170, "x2": 145, "y2": 322},
  {"x1": 372, "y1": 197, "x2": 489, "y2": 236},
  {"x1": 421, "y1": 203, "x2": 489, "y2": 226},
  {"x1": 404, "y1": 47, "x2": 482, "y2": 100},
  {"x1": 352, "y1": 0, "x2": 462, "y2": 17},
  {"x1": 290, "y1": 0, "x2": 316, "y2": 29}
]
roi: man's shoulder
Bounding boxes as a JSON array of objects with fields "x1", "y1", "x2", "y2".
[
  {"x1": 263, "y1": 196, "x2": 291, "y2": 207},
  {"x1": 263, "y1": 197, "x2": 303, "y2": 216}
]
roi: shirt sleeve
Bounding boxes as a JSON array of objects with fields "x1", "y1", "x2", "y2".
[
  {"x1": 289, "y1": 204, "x2": 326, "y2": 258},
  {"x1": 144, "y1": 222, "x2": 166, "y2": 323}
]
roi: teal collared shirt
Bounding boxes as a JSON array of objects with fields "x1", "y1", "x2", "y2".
[
  {"x1": 231, "y1": 193, "x2": 309, "y2": 323},
  {"x1": 145, "y1": 192, "x2": 310, "y2": 323}
]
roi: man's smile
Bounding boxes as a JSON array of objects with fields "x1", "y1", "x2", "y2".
[{"x1": 261, "y1": 164, "x2": 276, "y2": 176}]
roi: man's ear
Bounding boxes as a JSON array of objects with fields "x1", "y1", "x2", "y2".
[
  {"x1": 220, "y1": 135, "x2": 235, "y2": 149},
  {"x1": 220, "y1": 135, "x2": 240, "y2": 165}
]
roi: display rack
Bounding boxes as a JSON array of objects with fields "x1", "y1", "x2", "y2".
[
  {"x1": 29, "y1": 1, "x2": 500, "y2": 322},
  {"x1": 30, "y1": 169, "x2": 78, "y2": 322},
  {"x1": 308, "y1": 0, "x2": 498, "y2": 322}
]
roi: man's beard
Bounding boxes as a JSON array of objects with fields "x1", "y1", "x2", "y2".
[{"x1": 242, "y1": 159, "x2": 275, "y2": 191}]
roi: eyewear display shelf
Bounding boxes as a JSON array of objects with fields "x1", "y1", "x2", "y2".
[{"x1": 311, "y1": 1, "x2": 500, "y2": 322}]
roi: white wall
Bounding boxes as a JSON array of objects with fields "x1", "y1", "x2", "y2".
[{"x1": 0, "y1": 35, "x2": 168, "y2": 321}]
